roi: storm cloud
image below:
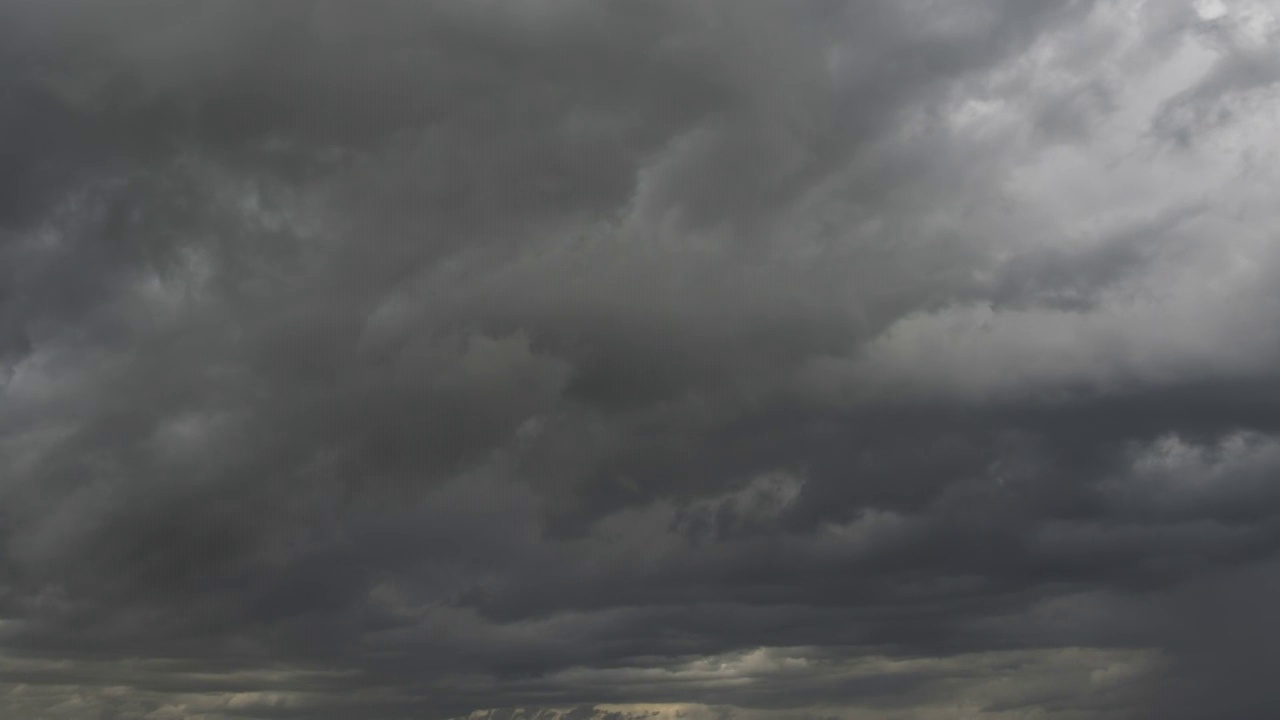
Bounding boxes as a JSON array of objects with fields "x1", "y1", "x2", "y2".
[{"x1": 2, "y1": 1, "x2": 1280, "y2": 718}]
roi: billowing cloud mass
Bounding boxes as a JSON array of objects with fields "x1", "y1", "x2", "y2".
[{"x1": 2, "y1": 1, "x2": 1280, "y2": 718}]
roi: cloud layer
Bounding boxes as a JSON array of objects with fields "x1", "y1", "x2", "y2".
[{"x1": 3, "y1": 1, "x2": 1280, "y2": 718}]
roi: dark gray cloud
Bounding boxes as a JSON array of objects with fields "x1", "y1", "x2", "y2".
[{"x1": 2, "y1": 1, "x2": 1280, "y2": 719}]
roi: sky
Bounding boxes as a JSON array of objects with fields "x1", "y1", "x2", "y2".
[{"x1": 1, "y1": 1, "x2": 1280, "y2": 718}]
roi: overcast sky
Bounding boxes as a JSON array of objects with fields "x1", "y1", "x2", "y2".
[{"x1": 2, "y1": 1, "x2": 1280, "y2": 718}]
